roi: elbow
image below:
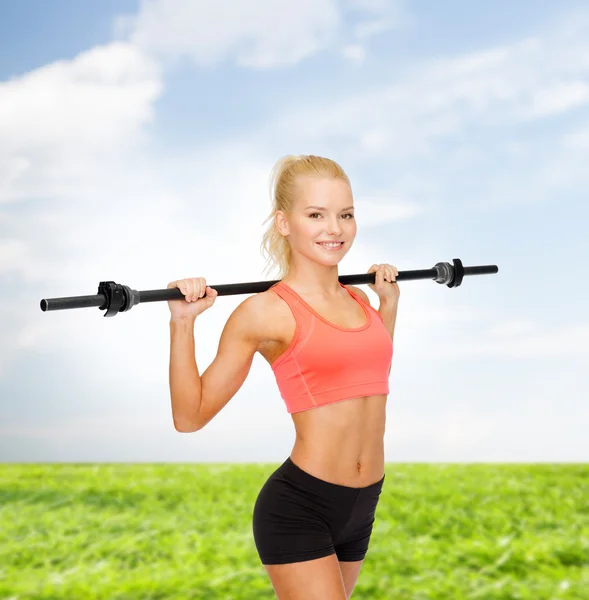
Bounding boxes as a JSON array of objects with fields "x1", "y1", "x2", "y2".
[
  {"x1": 173, "y1": 416, "x2": 202, "y2": 433},
  {"x1": 174, "y1": 425, "x2": 200, "y2": 433},
  {"x1": 171, "y1": 396, "x2": 202, "y2": 432}
]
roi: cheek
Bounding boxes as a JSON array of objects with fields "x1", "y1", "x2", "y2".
[
  {"x1": 298, "y1": 219, "x2": 319, "y2": 234},
  {"x1": 288, "y1": 221, "x2": 315, "y2": 242}
]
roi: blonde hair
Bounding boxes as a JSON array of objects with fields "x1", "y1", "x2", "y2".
[{"x1": 259, "y1": 154, "x2": 351, "y2": 279}]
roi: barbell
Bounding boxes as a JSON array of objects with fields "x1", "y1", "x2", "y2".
[{"x1": 39, "y1": 258, "x2": 498, "y2": 318}]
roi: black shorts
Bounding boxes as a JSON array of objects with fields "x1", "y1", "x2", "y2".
[{"x1": 252, "y1": 456, "x2": 385, "y2": 565}]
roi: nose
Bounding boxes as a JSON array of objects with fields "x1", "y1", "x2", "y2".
[{"x1": 325, "y1": 217, "x2": 343, "y2": 236}]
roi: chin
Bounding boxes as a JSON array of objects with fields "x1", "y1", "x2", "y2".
[{"x1": 313, "y1": 244, "x2": 350, "y2": 261}]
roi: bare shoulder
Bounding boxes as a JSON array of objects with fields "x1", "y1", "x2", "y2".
[
  {"x1": 345, "y1": 284, "x2": 371, "y2": 306},
  {"x1": 235, "y1": 287, "x2": 283, "y2": 344},
  {"x1": 229, "y1": 293, "x2": 265, "y2": 338}
]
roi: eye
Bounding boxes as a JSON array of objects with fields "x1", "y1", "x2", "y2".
[{"x1": 308, "y1": 213, "x2": 355, "y2": 219}]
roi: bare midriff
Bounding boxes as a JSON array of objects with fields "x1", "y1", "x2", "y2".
[
  {"x1": 289, "y1": 394, "x2": 387, "y2": 487},
  {"x1": 256, "y1": 286, "x2": 388, "y2": 488}
]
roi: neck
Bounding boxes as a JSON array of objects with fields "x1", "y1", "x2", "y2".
[{"x1": 281, "y1": 271, "x2": 342, "y2": 298}]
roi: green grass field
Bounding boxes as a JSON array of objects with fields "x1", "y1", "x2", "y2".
[{"x1": 1, "y1": 463, "x2": 588, "y2": 599}]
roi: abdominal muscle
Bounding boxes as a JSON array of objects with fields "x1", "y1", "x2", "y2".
[
  {"x1": 289, "y1": 394, "x2": 387, "y2": 488},
  {"x1": 255, "y1": 289, "x2": 388, "y2": 488}
]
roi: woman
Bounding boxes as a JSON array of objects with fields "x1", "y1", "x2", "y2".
[{"x1": 167, "y1": 155, "x2": 400, "y2": 599}]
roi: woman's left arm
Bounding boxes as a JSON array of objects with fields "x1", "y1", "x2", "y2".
[
  {"x1": 366, "y1": 262, "x2": 400, "y2": 341},
  {"x1": 377, "y1": 298, "x2": 399, "y2": 341}
]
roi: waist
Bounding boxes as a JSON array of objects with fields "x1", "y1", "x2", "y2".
[
  {"x1": 290, "y1": 397, "x2": 386, "y2": 486},
  {"x1": 290, "y1": 442, "x2": 385, "y2": 487}
]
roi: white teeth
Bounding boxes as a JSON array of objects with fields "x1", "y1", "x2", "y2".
[{"x1": 318, "y1": 242, "x2": 342, "y2": 247}]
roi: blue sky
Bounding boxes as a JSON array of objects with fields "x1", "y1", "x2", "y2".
[{"x1": 1, "y1": 0, "x2": 587, "y2": 463}]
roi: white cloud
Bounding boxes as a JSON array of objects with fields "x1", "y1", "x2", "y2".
[
  {"x1": 0, "y1": 415, "x2": 164, "y2": 440},
  {"x1": 0, "y1": 41, "x2": 164, "y2": 374},
  {"x1": 526, "y1": 81, "x2": 589, "y2": 118},
  {"x1": 346, "y1": 0, "x2": 404, "y2": 39},
  {"x1": 0, "y1": 141, "x2": 281, "y2": 378},
  {"x1": 487, "y1": 319, "x2": 538, "y2": 337},
  {"x1": 115, "y1": 0, "x2": 407, "y2": 70},
  {"x1": 354, "y1": 195, "x2": 423, "y2": 225},
  {"x1": 259, "y1": 20, "x2": 589, "y2": 160},
  {"x1": 562, "y1": 121, "x2": 589, "y2": 149},
  {"x1": 116, "y1": 0, "x2": 341, "y2": 69},
  {"x1": 420, "y1": 321, "x2": 589, "y2": 360},
  {"x1": 0, "y1": 42, "x2": 160, "y2": 154},
  {"x1": 353, "y1": 19, "x2": 397, "y2": 40},
  {"x1": 0, "y1": 238, "x2": 31, "y2": 275},
  {"x1": 387, "y1": 403, "x2": 589, "y2": 461},
  {"x1": 341, "y1": 44, "x2": 366, "y2": 66},
  {"x1": 360, "y1": 129, "x2": 389, "y2": 153},
  {"x1": 390, "y1": 410, "x2": 498, "y2": 450},
  {"x1": 344, "y1": 0, "x2": 398, "y2": 17},
  {"x1": 0, "y1": 42, "x2": 162, "y2": 204}
]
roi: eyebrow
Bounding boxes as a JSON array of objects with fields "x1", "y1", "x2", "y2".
[{"x1": 304, "y1": 205, "x2": 354, "y2": 211}]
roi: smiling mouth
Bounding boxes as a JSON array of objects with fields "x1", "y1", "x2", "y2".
[{"x1": 316, "y1": 242, "x2": 345, "y2": 249}]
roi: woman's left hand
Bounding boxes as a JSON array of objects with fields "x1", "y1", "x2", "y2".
[{"x1": 367, "y1": 263, "x2": 400, "y2": 302}]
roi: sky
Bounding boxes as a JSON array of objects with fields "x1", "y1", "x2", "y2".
[{"x1": 1, "y1": 0, "x2": 588, "y2": 463}]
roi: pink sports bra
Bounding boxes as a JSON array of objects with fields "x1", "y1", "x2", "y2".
[{"x1": 269, "y1": 281, "x2": 393, "y2": 414}]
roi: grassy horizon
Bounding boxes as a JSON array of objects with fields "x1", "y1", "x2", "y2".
[{"x1": 1, "y1": 463, "x2": 588, "y2": 599}]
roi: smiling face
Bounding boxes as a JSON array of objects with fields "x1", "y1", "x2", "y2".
[{"x1": 275, "y1": 175, "x2": 357, "y2": 270}]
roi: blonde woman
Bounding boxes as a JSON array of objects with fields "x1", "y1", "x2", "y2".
[{"x1": 168, "y1": 155, "x2": 400, "y2": 599}]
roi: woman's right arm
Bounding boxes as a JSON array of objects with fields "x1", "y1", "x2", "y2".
[
  {"x1": 169, "y1": 296, "x2": 261, "y2": 432},
  {"x1": 169, "y1": 316, "x2": 202, "y2": 432}
]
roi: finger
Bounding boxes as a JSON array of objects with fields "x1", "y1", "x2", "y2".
[
  {"x1": 194, "y1": 278, "x2": 202, "y2": 300},
  {"x1": 184, "y1": 280, "x2": 193, "y2": 301},
  {"x1": 188, "y1": 279, "x2": 197, "y2": 302},
  {"x1": 192, "y1": 278, "x2": 200, "y2": 301}
]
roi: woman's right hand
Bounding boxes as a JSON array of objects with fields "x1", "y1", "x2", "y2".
[{"x1": 167, "y1": 277, "x2": 218, "y2": 321}]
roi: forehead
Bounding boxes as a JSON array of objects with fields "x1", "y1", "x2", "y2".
[{"x1": 294, "y1": 176, "x2": 353, "y2": 207}]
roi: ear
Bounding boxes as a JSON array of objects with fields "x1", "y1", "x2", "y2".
[{"x1": 275, "y1": 210, "x2": 289, "y2": 236}]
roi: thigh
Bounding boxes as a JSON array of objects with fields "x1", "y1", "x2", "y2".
[
  {"x1": 265, "y1": 553, "x2": 347, "y2": 600},
  {"x1": 339, "y1": 559, "x2": 364, "y2": 599}
]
